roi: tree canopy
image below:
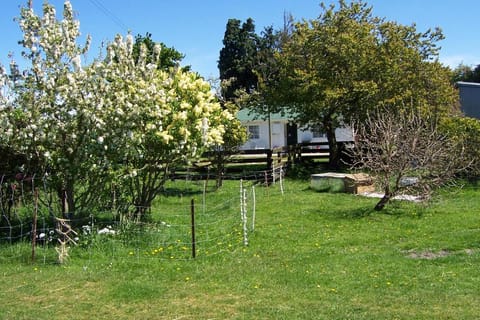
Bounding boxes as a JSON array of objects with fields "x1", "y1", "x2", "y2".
[{"x1": 253, "y1": 0, "x2": 459, "y2": 169}]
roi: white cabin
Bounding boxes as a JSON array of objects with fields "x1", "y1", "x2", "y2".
[{"x1": 237, "y1": 109, "x2": 354, "y2": 150}]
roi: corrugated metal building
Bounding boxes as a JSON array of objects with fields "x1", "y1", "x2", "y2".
[{"x1": 457, "y1": 81, "x2": 480, "y2": 119}]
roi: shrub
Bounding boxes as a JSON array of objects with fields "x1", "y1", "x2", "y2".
[{"x1": 439, "y1": 116, "x2": 480, "y2": 179}]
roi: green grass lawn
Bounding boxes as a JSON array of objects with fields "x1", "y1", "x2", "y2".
[{"x1": 0, "y1": 179, "x2": 479, "y2": 319}]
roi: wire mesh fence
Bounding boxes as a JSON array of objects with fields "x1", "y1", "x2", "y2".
[{"x1": 0, "y1": 166, "x2": 287, "y2": 265}]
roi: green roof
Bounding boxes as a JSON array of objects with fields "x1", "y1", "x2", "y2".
[{"x1": 236, "y1": 108, "x2": 294, "y2": 122}]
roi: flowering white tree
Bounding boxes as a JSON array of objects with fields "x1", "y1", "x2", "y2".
[
  {"x1": 0, "y1": 1, "x2": 100, "y2": 217},
  {"x1": 0, "y1": 1, "x2": 231, "y2": 219},
  {"x1": 96, "y1": 34, "x2": 229, "y2": 218}
]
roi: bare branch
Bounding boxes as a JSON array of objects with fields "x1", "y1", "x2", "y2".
[{"x1": 349, "y1": 108, "x2": 469, "y2": 210}]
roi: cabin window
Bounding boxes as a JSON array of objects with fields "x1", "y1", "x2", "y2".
[{"x1": 248, "y1": 125, "x2": 260, "y2": 139}]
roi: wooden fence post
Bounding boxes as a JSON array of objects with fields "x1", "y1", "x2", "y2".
[{"x1": 266, "y1": 149, "x2": 273, "y2": 172}]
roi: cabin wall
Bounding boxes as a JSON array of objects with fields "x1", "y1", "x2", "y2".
[{"x1": 240, "y1": 120, "x2": 353, "y2": 150}]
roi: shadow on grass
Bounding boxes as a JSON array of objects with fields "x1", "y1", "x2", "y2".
[
  {"x1": 324, "y1": 206, "x2": 375, "y2": 219},
  {"x1": 329, "y1": 201, "x2": 425, "y2": 219},
  {"x1": 299, "y1": 205, "x2": 375, "y2": 220},
  {"x1": 311, "y1": 196, "x2": 424, "y2": 219},
  {"x1": 160, "y1": 187, "x2": 204, "y2": 197}
]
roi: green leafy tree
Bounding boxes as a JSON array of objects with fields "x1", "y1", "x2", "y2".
[
  {"x1": 246, "y1": 24, "x2": 289, "y2": 117},
  {"x1": 451, "y1": 63, "x2": 480, "y2": 83},
  {"x1": 132, "y1": 32, "x2": 190, "y2": 72},
  {"x1": 372, "y1": 21, "x2": 457, "y2": 120},
  {"x1": 271, "y1": 1, "x2": 379, "y2": 169},
  {"x1": 258, "y1": 0, "x2": 458, "y2": 169},
  {"x1": 439, "y1": 116, "x2": 480, "y2": 178}
]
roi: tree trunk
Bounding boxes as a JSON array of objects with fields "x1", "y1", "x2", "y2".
[
  {"x1": 133, "y1": 204, "x2": 150, "y2": 222},
  {"x1": 215, "y1": 152, "x2": 225, "y2": 189},
  {"x1": 129, "y1": 167, "x2": 169, "y2": 222},
  {"x1": 325, "y1": 121, "x2": 339, "y2": 170},
  {"x1": 58, "y1": 179, "x2": 75, "y2": 219},
  {"x1": 374, "y1": 193, "x2": 391, "y2": 211},
  {"x1": 375, "y1": 183, "x2": 392, "y2": 211}
]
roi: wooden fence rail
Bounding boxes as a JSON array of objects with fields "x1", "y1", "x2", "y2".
[{"x1": 200, "y1": 142, "x2": 333, "y2": 173}]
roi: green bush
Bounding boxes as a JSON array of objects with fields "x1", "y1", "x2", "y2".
[{"x1": 440, "y1": 116, "x2": 480, "y2": 178}]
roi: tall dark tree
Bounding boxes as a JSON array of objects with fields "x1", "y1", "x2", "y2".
[
  {"x1": 218, "y1": 18, "x2": 259, "y2": 101},
  {"x1": 132, "y1": 32, "x2": 190, "y2": 71},
  {"x1": 467, "y1": 64, "x2": 480, "y2": 82}
]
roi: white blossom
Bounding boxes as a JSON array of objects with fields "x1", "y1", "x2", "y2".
[
  {"x1": 126, "y1": 33, "x2": 134, "y2": 55},
  {"x1": 72, "y1": 55, "x2": 82, "y2": 72}
]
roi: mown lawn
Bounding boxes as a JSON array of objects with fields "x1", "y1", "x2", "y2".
[{"x1": 0, "y1": 179, "x2": 479, "y2": 319}]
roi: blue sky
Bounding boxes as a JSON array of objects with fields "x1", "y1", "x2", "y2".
[{"x1": 1, "y1": 0, "x2": 479, "y2": 79}]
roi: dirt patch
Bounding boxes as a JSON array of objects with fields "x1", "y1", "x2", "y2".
[
  {"x1": 406, "y1": 249, "x2": 451, "y2": 260},
  {"x1": 464, "y1": 249, "x2": 475, "y2": 255},
  {"x1": 405, "y1": 248, "x2": 479, "y2": 260}
]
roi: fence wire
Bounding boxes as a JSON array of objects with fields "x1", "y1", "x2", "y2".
[{"x1": 0, "y1": 168, "x2": 287, "y2": 265}]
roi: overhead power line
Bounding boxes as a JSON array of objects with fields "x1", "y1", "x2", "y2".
[{"x1": 86, "y1": 0, "x2": 129, "y2": 32}]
